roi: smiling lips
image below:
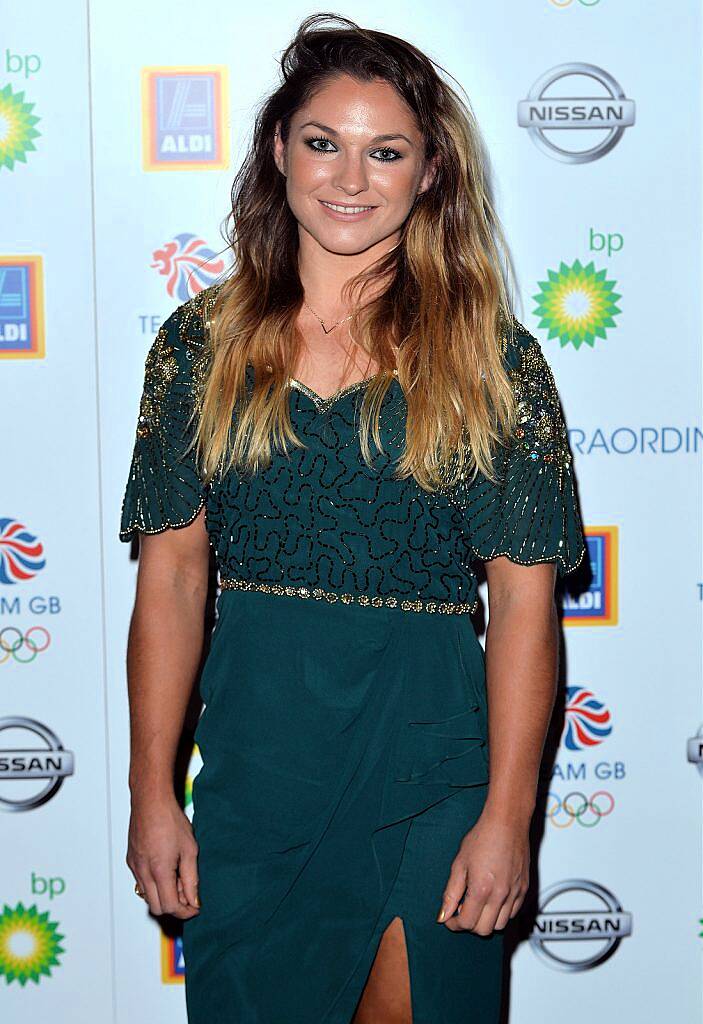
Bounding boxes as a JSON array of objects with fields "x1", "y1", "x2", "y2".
[{"x1": 319, "y1": 199, "x2": 376, "y2": 220}]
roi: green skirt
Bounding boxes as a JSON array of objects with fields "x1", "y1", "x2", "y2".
[{"x1": 183, "y1": 589, "x2": 504, "y2": 1023}]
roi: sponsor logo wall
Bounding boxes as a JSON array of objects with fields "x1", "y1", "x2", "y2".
[{"x1": 2, "y1": 2, "x2": 700, "y2": 1022}]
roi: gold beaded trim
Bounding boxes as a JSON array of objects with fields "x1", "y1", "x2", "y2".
[{"x1": 218, "y1": 577, "x2": 476, "y2": 615}]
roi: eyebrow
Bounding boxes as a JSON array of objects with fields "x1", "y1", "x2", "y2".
[{"x1": 299, "y1": 121, "x2": 414, "y2": 146}]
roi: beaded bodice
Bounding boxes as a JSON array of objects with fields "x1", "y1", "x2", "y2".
[{"x1": 119, "y1": 289, "x2": 586, "y2": 613}]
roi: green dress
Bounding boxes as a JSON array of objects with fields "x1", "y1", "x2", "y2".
[{"x1": 119, "y1": 288, "x2": 586, "y2": 1023}]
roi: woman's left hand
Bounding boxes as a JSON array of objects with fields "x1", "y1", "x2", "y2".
[{"x1": 436, "y1": 811, "x2": 530, "y2": 934}]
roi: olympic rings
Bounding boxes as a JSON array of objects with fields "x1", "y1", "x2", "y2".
[
  {"x1": 546, "y1": 790, "x2": 615, "y2": 828},
  {"x1": 0, "y1": 626, "x2": 51, "y2": 665},
  {"x1": 549, "y1": 0, "x2": 600, "y2": 6}
]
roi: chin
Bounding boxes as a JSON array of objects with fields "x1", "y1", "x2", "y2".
[
  {"x1": 313, "y1": 220, "x2": 395, "y2": 256},
  {"x1": 318, "y1": 236, "x2": 380, "y2": 257}
]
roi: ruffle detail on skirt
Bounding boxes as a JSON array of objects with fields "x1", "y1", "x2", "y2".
[
  {"x1": 392, "y1": 704, "x2": 489, "y2": 787},
  {"x1": 375, "y1": 702, "x2": 489, "y2": 832}
]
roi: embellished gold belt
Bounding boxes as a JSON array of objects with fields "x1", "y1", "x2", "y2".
[{"x1": 218, "y1": 576, "x2": 474, "y2": 615}]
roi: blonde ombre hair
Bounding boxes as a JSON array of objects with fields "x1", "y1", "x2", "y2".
[{"x1": 196, "y1": 13, "x2": 521, "y2": 492}]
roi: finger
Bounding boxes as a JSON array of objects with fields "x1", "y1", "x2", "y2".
[
  {"x1": 152, "y1": 863, "x2": 182, "y2": 916},
  {"x1": 179, "y1": 848, "x2": 200, "y2": 909},
  {"x1": 508, "y1": 887, "x2": 527, "y2": 920},
  {"x1": 170, "y1": 878, "x2": 199, "y2": 919},
  {"x1": 450, "y1": 893, "x2": 497, "y2": 935},
  {"x1": 436, "y1": 861, "x2": 468, "y2": 924},
  {"x1": 455, "y1": 873, "x2": 511, "y2": 933},
  {"x1": 138, "y1": 871, "x2": 163, "y2": 916},
  {"x1": 496, "y1": 883, "x2": 528, "y2": 929},
  {"x1": 470, "y1": 902, "x2": 500, "y2": 935},
  {"x1": 448, "y1": 877, "x2": 489, "y2": 932},
  {"x1": 176, "y1": 875, "x2": 189, "y2": 907},
  {"x1": 463, "y1": 877, "x2": 514, "y2": 934},
  {"x1": 493, "y1": 896, "x2": 515, "y2": 931}
]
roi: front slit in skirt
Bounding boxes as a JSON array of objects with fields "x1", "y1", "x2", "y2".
[{"x1": 182, "y1": 588, "x2": 504, "y2": 1023}]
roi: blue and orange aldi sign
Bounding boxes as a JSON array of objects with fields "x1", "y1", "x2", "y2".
[
  {"x1": 161, "y1": 932, "x2": 185, "y2": 983},
  {"x1": 0, "y1": 255, "x2": 44, "y2": 359},
  {"x1": 141, "y1": 66, "x2": 229, "y2": 172},
  {"x1": 564, "y1": 526, "x2": 619, "y2": 627}
]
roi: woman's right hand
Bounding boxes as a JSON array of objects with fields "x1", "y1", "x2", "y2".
[{"x1": 127, "y1": 792, "x2": 201, "y2": 919}]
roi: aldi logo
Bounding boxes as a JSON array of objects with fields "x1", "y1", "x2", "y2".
[
  {"x1": 564, "y1": 526, "x2": 619, "y2": 627},
  {"x1": 161, "y1": 932, "x2": 185, "y2": 983},
  {"x1": 142, "y1": 67, "x2": 229, "y2": 171},
  {"x1": 0, "y1": 255, "x2": 44, "y2": 359}
]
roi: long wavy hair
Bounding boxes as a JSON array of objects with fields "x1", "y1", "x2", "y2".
[{"x1": 196, "y1": 12, "x2": 520, "y2": 491}]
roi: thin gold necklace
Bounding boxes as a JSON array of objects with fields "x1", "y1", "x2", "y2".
[{"x1": 303, "y1": 299, "x2": 355, "y2": 335}]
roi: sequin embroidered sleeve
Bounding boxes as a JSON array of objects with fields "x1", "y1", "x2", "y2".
[
  {"x1": 449, "y1": 318, "x2": 586, "y2": 578},
  {"x1": 118, "y1": 294, "x2": 211, "y2": 543}
]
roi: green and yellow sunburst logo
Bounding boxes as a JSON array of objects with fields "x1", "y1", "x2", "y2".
[
  {"x1": 0, "y1": 84, "x2": 41, "y2": 172},
  {"x1": 184, "y1": 742, "x2": 202, "y2": 819},
  {"x1": 0, "y1": 903, "x2": 64, "y2": 985},
  {"x1": 532, "y1": 258, "x2": 621, "y2": 349}
]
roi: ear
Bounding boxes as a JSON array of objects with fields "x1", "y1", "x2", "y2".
[
  {"x1": 417, "y1": 152, "x2": 439, "y2": 196},
  {"x1": 273, "y1": 119, "x2": 286, "y2": 177}
]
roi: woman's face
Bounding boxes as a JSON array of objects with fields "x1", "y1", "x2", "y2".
[{"x1": 274, "y1": 75, "x2": 436, "y2": 258}]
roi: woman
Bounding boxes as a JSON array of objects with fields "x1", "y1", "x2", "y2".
[{"x1": 121, "y1": 13, "x2": 586, "y2": 1024}]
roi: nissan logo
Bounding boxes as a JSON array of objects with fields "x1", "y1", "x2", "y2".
[
  {"x1": 531, "y1": 878, "x2": 632, "y2": 970},
  {"x1": 0, "y1": 717, "x2": 75, "y2": 812},
  {"x1": 518, "y1": 63, "x2": 635, "y2": 163}
]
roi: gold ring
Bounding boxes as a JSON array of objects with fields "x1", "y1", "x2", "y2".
[{"x1": 134, "y1": 882, "x2": 146, "y2": 899}]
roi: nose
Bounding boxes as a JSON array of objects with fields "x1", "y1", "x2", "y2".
[{"x1": 331, "y1": 150, "x2": 370, "y2": 197}]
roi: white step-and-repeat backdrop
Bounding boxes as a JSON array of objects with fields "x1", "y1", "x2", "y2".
[{"x1": 2, "y1": 2, "x2": 701, "y2": 1021}]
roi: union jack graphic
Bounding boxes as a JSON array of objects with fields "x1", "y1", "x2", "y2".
[
  {"x1": 0, "y1": 518, "x2": 46, "y2": 584},
  {"x1": 563, "y1": 686, "x2": 612, "y2": 750},
  {"x1": 150, "y1": 233, "x2": 225, "y2": 301}
]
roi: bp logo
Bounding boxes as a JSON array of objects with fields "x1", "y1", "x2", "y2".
[
  {"x1": 533, "y1": 259, "x2": 621, "y2": 349},
  {"x1": 0, "y1": 84, "x2": 41, "y2": 172},
  {"x1": 184, "y1": 741, "x2": 202, "y2": 821},
  {"x1": 0, "y1": 902, "x2": 64, "y2": 985}
]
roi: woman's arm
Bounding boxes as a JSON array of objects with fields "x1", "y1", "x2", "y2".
[
  {"x1": 481, "y1": 557, "x2": 558, "y2": 825},
  {"x1": 126, "y1": 507, "x2": 210, "y2": 919},
  {"x1": 437, "y1": 556, "x2": 558, "y2": 934}
]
